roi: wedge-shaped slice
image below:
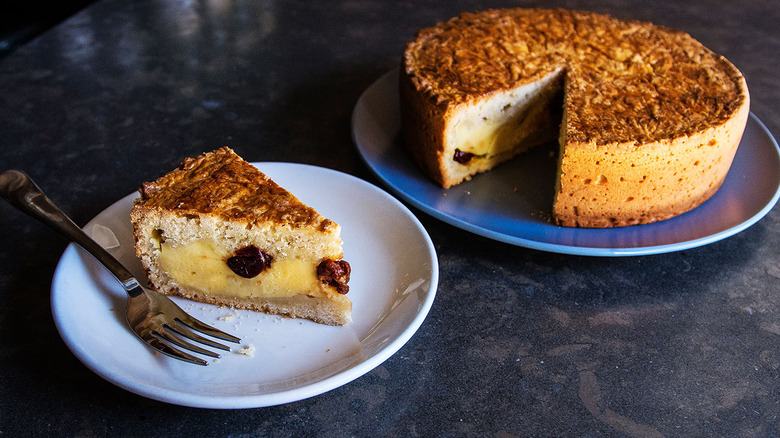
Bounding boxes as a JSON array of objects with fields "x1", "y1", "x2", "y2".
[{"x1": 131, "y1": 147, "x2": 351, "y2": 325}]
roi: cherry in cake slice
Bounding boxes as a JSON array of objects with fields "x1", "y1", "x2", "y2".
[{"x1": 131, "y1": 147, "x2": 351, "y2": 325}]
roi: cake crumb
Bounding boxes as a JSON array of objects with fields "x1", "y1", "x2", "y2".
[
  {"x1": 237, "y1": 344, "x2": 256, "y2": 357},
  {"x1": 218, "y1": 314, "x2": 236, "y2": 321}
]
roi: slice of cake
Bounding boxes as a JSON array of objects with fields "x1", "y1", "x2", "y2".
[
  {"x1": 401, "y1": 8, "x2": 750, "y2": 227},
  {"x1": 130, "y1": 147, "x2": 352, "y2": 325}
]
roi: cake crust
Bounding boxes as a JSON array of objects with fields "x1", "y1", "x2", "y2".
[
  {"x1": 138, "y1": 147, "x2": 336, "y2": 232},
  {"x1": 401, "y1": 8, "x2": 750, "y2": 227},
  {"x1": 404, "y1": 8, "x2": 746, "y2": 144}
]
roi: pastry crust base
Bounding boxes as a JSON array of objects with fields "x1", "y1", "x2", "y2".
[{"x1": 150, "y1": 279, "x2": 352, "y2": 326}]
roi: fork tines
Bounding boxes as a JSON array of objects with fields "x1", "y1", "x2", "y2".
[{"x1": 151, "y1": 318, "x2": 241, "y2": 366}]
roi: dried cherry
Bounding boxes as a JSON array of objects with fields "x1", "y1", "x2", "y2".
[
  {"x1": 453, "y1": 149, "x2": 475, "y2": 164},
  {"x1": 227, "y1": 245, "x2": 272, "y2": 278},
  {"x1": 317, "y1": 259, "x2": 351, "y2": 294}
]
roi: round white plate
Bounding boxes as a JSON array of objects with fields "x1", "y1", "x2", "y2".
[
  {"x1": 352, "y1": 69, "x2": 780, "y2": 256},
  {"x1": 51, "y1": 163, "x2": 438, "y2": 409}
]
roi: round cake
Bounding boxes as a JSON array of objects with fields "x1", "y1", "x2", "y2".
[{"x1": 400, "y1": 8, "x2": 750, "y2": 228}]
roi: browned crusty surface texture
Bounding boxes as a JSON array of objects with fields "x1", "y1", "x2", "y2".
[
  {"x1": 401, "y1": 8, "x2": 749, "y2": 227},
  {"x1": 404, "y1": 8, "x2": 745, "y2": 145},
  {"x1": 137, "y1": 147, "x2": 336, "y2": 232}
]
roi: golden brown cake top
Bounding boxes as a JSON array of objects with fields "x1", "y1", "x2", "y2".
[
  {"x1": 136, "y1": 147, "x2": 335, "y2": 231},
  {"x1": 403, "y1": 8, "x2": 747, "y2": 144}
]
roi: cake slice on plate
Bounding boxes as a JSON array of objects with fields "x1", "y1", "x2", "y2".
[{"x1": 130, "y1": 147, "x2": 352, "y2": 325}]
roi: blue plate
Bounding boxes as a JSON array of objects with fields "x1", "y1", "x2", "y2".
[{"x1": 352, "y1": 70, "x2": 780, "y2": 256}]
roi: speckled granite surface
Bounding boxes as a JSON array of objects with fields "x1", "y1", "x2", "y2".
[{"x1": 0, "y1": 0, "x2": 778, "y2": 436}]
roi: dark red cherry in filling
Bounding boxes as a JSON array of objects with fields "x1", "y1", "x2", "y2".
[
  {"x1": 227, "y1": 245, "x2": 272, "y2": 278},
  {"x1": 317, "y1": 259, "x2": 351, "y2": 294},
  {"x1": 453, "y1": 149, "x2": 475, "y2": 164}
]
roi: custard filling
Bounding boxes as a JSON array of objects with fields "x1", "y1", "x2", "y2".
[
  {"x1": 454, "y1": 116, "x2": 518, "y2": 158},
  {"x1": 157, "y1": 240, "x2": 328, "y2": 299},
  {"x1": 450, "y1": 74, "x2": 563, "y2": 165}
]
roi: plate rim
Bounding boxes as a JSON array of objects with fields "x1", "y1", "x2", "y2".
[
  {"x1": 352, "y1": 69, "x2": 780, "y2": 257},
  {"x1": 50, "y1": 162, "x2": 439, "y2": 409}
]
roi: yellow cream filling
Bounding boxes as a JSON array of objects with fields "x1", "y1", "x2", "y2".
[
  {"x1": 158, "y1": 240, "x2": 325, "y2": 299},
  {"x1": 452, "y1": 74, "x2": 563, "y2": 165},
  {"x1": 455, "y1": 117, "x2": 517, "y2": 158}
]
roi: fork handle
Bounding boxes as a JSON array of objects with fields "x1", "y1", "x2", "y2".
[{"x1": 0, "y1": 170, "x2": 137, "y2": 288}]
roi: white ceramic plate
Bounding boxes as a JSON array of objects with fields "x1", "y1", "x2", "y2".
[
  {"x1": 352, "y1": 70, "x2": 780, "y2": 256},
  {"x1": 51, "y1": 163, "x2": 438, "y2": 409}
]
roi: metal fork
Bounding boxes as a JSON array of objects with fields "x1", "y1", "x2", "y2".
[{"x1": 0, "y1": 170, "x2": 241, "y2": 366}]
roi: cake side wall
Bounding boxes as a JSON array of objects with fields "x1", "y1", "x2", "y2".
[{"x1": 552, "y1": 84, "x2": 750, "y2": 228}]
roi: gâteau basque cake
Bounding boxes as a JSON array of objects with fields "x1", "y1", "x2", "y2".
[
  {"x1": 400, "y1": 8, "x2": 750, "y2": 227},
  {"x1": 130, "y1": 147, "x2": 352, "y2": 325}
]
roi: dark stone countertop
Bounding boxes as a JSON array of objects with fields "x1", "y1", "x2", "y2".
[{"x1": 0, "y1": 1, "x2": 778, "y2": 436}]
